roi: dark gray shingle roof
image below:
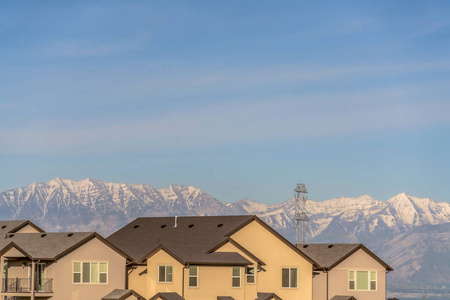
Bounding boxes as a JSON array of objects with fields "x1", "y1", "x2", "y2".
[
  {"x1": 297, "y1": 243, "x2": 393, "y2": 271},
  {"x1": 1, "y1": 232, "x2": 94, "y2": 260},
  {"x1": 107, "y1": 215, "x2": 255, "y2": 264},
  {"x1": 331, "y1": 296, "x2": 357, "y2": 300},
  {"x1": 102, "y1": 289, "x2": 145, "y2": 300},
  {"x1": 298, "y1": 244, "x2": 361, "y2": 268},
  {"x1": 0, "y1": 220, "x2": 43, "y2": 234},
  {"x1": 217, "y1": 297, "x2": 235, "y2": 300},
  {"x1": 149, "y1": 292, "x2": 184, "y2": 300},
  {"x1": 257, "y1": 292, "x2": 282, "y2": 300}
]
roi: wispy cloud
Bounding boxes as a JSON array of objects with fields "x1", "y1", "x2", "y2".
[
  {"x1": 42, "y1": 35, "x2": 149, "y2": 57},
  {"x1": 1, "y1": 90, "x2": 448, "y2": 155}
]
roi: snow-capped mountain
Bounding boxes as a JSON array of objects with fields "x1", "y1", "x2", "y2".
[{"x1": 0, "y1": 178, "x2": 449, "y2": 291}]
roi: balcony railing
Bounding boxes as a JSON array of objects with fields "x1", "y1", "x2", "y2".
[{"x1": 2, "y1": 278, "x2": 53, "y2": 293}]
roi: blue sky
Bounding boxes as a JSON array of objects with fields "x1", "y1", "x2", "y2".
[{"x1": 1, "y1": 1, "x2": 449, "y2": 203}]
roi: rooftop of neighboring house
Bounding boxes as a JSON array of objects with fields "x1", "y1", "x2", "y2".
[
  {"x1": 296, "y1": 243, "x2": 393, "y2": 271},
  {"x1": 107, "y1": 215, "x2": 256, "y2": 265},
  {"x1": 0, "y1": 220, "x2": 44, "y2": 234},
  {"x1": 0, "y1": 231, "x2": 130, "y2": 261}
]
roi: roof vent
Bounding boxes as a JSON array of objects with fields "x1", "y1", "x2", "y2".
[
  {"x1": 303, "y1": 245, "x2": 309, "y2": 248},
  {"x1": 68, "y1": 233, "x2": 74, "y2": 237},
  {"x1": 161, "y1": 225, "x2": 167, "y2": 228},
  {"x1": 188, "y1": 224, "x2": 194, "y2": 228},
  {"x1": 328, "y1": 245, "x2": 334, "y2": 248},
  {"x1": 174, "y1": 216, "x2": 178, "y2": 228},
  {"x1": 8, "y1": 234, "x2": 14, "y2": 238},
  {"x1": 217, "y1": 224, "x2": 223, "y2": 227},
  {"x1": 1, "y1": 225, "x2": 6, "y2": 229},
  {"x1": 41, "y1": 233, "x2": 47, "y2": 237},
  {"x1": 134, "y1": 225, "x2": 140, "y2": 229}
]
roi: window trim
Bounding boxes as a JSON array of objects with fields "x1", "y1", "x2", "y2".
[
  {"x1": 246, "y1": 266, "x2": 256, "y2": 284},
  {"x1": 188, "y1": 265, "x2": 199, "y2": 288},
  {"x1": 232, "y1": 266, "x2": 241, "y2": 288},
  {"x1": 158, "y1": 265, "x2": 174, "y2": 283},
  {"x1": 281, "y1": 267, "x2": 298, "y2": 289},
  {"x1": 348, "y1": 270, "x2": 377, "y2": 291},
  {"x1": 72, "y1": 261, "x2": 108, "y2": 284}
]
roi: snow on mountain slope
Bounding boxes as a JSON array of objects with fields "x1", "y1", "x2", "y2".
[{"x1": 0, "y1": 178, "x2": 449, "y2": 290}]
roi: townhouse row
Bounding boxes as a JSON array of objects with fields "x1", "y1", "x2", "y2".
[{"x1": 0, "y1": 216, "x2": 392, "y2": 300}]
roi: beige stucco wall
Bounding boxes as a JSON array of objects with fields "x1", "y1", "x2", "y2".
[
  {"x1": 145, "y1": 248, "x2": 259, "y2": 300},
  {"x1": 128, "y1": 265, "x2": 148, "y2": 299},
  {"x1": 313, "y1": 248, "x2": 386, "y2": 300},
  {"x1": 14, "y1": 224, "x2": 41, "y2": 233},
  {"x1": 312, "y1": 271, "x2": 327, "y2": 300},
  {"x1": 49, "y1": 237, "x2": 127, "y2": 300},
  {"x1": 231, "y1": 220, "x2": 313, "y2": 300},
  {"x1": 216, "y1": 242, "x2": 258, "y2": 300}
]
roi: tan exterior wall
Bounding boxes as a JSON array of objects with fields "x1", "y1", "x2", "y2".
[
  {"x1": 313, "y1": 249, "x2": 386, "y2": 300},
  {"x1": 147, "y1": 249, "x2": 183, "y2": 296},
  {"x1": 1, "y1": 237, "x2": 126, "y2": 300},
  {"x1": 312, "y1": 271, "x2": 327, "y2": 300},
  {"x1": 14, "y1": 225, "x2": 41, "y2": 233},
  {"x1": 145, "y1": 248, "x2": 259, "y2": 300},
  {"x1": 216, "y1": 242, "x2": 258, "y2": 300},
  {"x1": 128, "y1": 265, "x2": 148, "y2": 299},
  {"x1": 231, "y1": 220, "x2": 313, "y2": 300},
  {"x1": 43, "y1": 237, "x2": 126, "y2": 300}
]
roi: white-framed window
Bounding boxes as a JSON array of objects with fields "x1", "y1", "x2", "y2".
[
  {"x1": 246, "y1": 266, "x2": 255, "y2": 284},
  {"x1": 349, "y1": 271, "x2": 377, "y2": 291},
  {"x1": 73, "y1": 262, "x2": 108, "y2": 284},
  {"x1": 158, "y1": 265, "x2": 173, "y2": 283},
  {"x1": 282, "y1": 268, "x2": 298, "y2": 288},
  {"x1": 232, "y1": 266, "x2": 241, "y2": 288},
  {"x1": 188, "y1": 266, "x2": 198, "y2": 287}
]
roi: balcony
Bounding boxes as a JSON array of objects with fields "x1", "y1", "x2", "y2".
[{"x1": 2, "y1": 278, "x2": 53, "y2": 293}]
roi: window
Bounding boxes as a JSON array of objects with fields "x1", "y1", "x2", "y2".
[
  {"x1": 349, "y1": 271, "x2": 355, "y2": 290},
  {"x1": 282, "y1": 268, "x2": 298, "y2": 288},
  {"x1": 73, "y1": 262, "x2": 108, "y2": 284},
  {"x1": 232, "y1": 267, "x2": 241, "y2": 288},
  {"x1": 189, "y1": 266, "x2": 198, "y2": 287},
  {"x1": 349, "y1": 271, "x2": 377, "y2": 291},
  {"x1": 246, "y1": 266, "x2": 255, "y2": 284},
  {"x1": 158, "y1": 265, "x2": 173, "y2": 283}
]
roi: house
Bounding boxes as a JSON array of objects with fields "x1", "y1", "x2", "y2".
[
  {"x1": 0, "y1": 220, "x2": 44, "y2": 234},
  {"x1": 0, "y1": 230, "x2": 132, "y2": 300},
  {"x1": 297, "y1": 243, "x2": 393, "y2": 300},
  {"x1": 107, "y1": 215, "x2": 318, "y2": 300}
]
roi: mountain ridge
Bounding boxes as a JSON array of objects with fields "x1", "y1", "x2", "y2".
[{"x1": 0, "y1": 178, "x2": 449, "y2": 292}]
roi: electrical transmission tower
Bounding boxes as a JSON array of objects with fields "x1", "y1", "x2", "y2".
[{"x1": 294, "y1": 183, "x2": 309, "y2": 245}]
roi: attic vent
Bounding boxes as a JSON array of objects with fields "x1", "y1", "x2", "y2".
[
  {"x1": 328, "y1": 245, "x2": 334, "y2": 248},
  {"x1": 8, "y1": 234, "x2": 14, "y2": 238},
  {"x1": 217, "y1": 224, "x2": 223, "y2": 227},
  {"x1": 68, "y1": 233, "x2": 74, "y2": 237},
  {"x1": 1, "y1": 225, "x2": 6, "y2": 229},
  {"x1": 303, "y1": 245, "x2": 309, "y2": 248},
  {"x1": 41, "y1": 233, "x2": 47, "y2": 237},
  {"x1": 161, "y1": 225, "x2": 167, "y2": 228},
  {"x1": 133, "y1": 225, "x2": 140, "y2": 229},
  {"x1": 188, "y1": 224, "x2": 194, "y2": 228}
]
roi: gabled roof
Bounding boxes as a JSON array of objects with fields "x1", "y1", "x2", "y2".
[
  {"x1": 107, "y1": 215, "x2": 317, "y2": 267},
  {"x1": 0, "y1": 220, "x2": 44, "y2": 234},
  {"x1": 297, "y1": 243, "x2": 393, "y2": 271},
  {"x1": 331, "y1": 296, "x2": 357, "y2": 300},
  {"x1": 257, "y1": 292, "x2": 282, "y2": 300},
  {"x1": 107, "y1": 215, "x2": 255, "y2": 264},
  {"x1": 0, "y1": 232, "x2": 131, "y2": 261},
  {"x1": 143, "y1": 244, "x2": 251, "y2": 266},
  {"x1": 149, "y1": 292, "x2": 184, "y2": 300},
  {"x1": 103, "y1": 289, "x2": 145, "y2": 300}
]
